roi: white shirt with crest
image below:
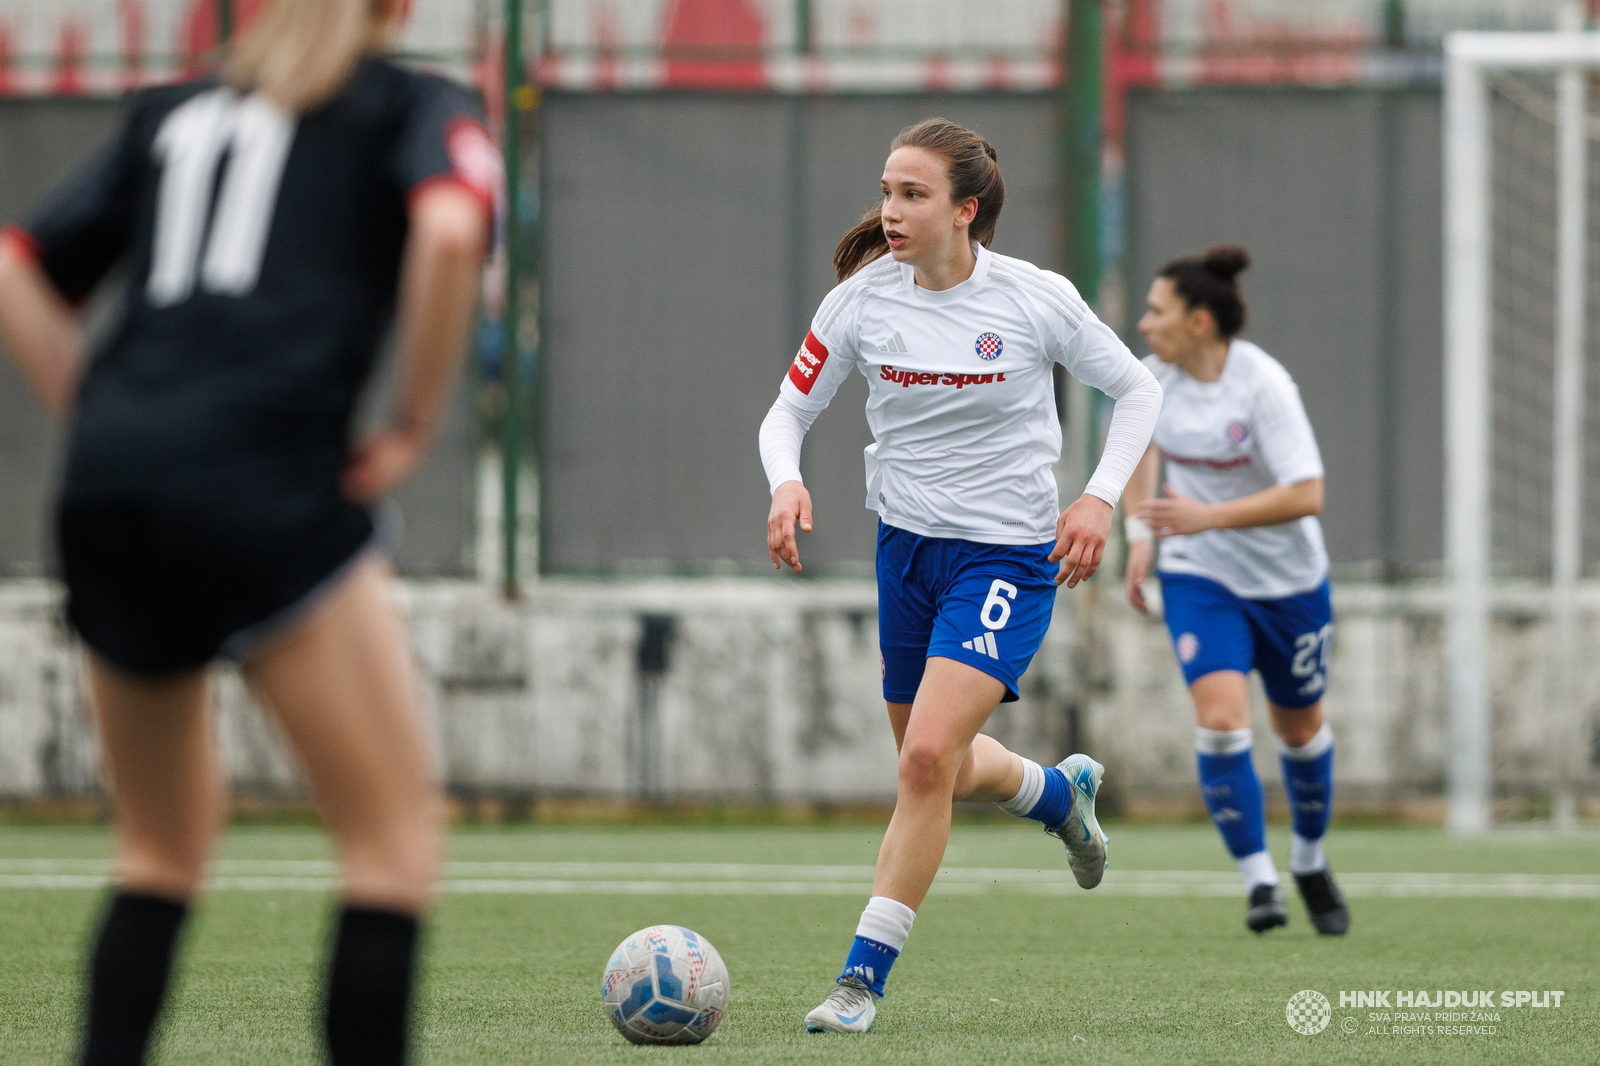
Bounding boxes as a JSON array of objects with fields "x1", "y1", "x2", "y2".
[
  {"x1": 1143, "y1": 339, "x2": 1328, "y2": 599},
  {"x1": 760, "y1": 243, "x2": 1162, "y2": 546}
]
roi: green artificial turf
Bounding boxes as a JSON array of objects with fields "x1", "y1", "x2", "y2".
[{"x1": 1, "y1": 824, "x2": 1595, "y2": 1065}]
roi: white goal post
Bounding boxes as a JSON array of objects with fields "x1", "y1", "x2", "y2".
[{"x1": 1444, "y1": 28, "x2": 1598, "y2": 831}]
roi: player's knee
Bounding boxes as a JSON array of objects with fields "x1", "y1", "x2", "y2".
[
  {"x1": 897, "y1": 738, "x2": 960, "y2": 798},
  {"x1": 1194, "y1": 696, "x2": 1249, "y2": 733},
  {"x1": 1273, "y1": 710, "x2": 1322, "y2": 748}
]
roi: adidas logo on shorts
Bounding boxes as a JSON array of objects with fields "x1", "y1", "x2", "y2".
[{"x1": 961, "y1": 632, "x2": 1000, "y2": 659}]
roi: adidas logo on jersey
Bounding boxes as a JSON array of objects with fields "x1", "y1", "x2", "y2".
[
  {"x1": 877, "y1": 332, "x2": 909, "y2": 354},
  {"x1": 961, "y1": 632, "x2": 1000, "y2": 659}
]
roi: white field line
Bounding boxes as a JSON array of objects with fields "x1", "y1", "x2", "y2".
[{"x1": 0, "y1": 860, "x2": 1594, "y2": 898}]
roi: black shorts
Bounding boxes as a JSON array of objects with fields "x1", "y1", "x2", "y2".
[{"x1": 57, "y1": 479, "x2": 380, "y2": 676}]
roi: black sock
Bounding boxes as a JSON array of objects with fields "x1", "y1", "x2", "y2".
[
  {"x1": 323, "y1": 905, "x2": 421, "y2": 1066},
  {"x1": 79, "y1": 891, "x2": 189, "y2": 1066}
]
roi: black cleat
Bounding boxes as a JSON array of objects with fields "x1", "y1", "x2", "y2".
[
  {"x1": 1246, "y1": 883, "x2": 1288, "y2": 933},
  {"x1": 1293, "y1": 868, "x2": 1351, "y2": 935}
]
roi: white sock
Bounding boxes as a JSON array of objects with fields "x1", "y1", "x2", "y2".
[
  {"x1": 855, "y1": 896, "x2": 916, "y2": 953},
  {"x1": 1195, "y1": 726, "x2": 1254, "y2": 755},
  {"x1": 1236, "y1": 849, "x2": 1279, "y2": 892},
  {"x1": 1289, "y1": 833, "x2": 1326, "y2": 874},
  {"x1": 995, "y1": 756, "x2": 1045, "y2": 817}
]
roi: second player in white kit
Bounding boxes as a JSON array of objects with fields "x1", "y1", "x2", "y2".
[{"x1": 1124, "y1": 245, "x2": 1349, "y2": 937}]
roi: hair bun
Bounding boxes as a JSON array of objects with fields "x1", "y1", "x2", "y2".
[{"x1": 1201, "y1": 243, "x2": 1251, "y2": 280}]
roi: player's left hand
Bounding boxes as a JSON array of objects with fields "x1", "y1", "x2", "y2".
[
  {"x1": 1050, "y1": 494, "x2": 1112, "y2": 588},
  {"x1": 342, "y1": 426, "x2": 426, "y2": 503},
  {"x1": 1135, "y1": 484, "x2": 1217, "y2": 537}
]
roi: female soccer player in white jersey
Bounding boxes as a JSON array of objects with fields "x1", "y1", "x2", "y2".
[
  {"x1": 0, "y1": 1, "x2": 494, "y2": 1062},
  {"x1": 1125, "y1": 245, "x2": 1349, "y2": 936},
  {"x1": 760, "y1": 118, "x2": 1162, "y2": 1033}
]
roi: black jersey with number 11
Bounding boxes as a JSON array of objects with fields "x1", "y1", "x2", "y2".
[{"x1": 6, "y1": 56, "x2": 498, "y2": 673}]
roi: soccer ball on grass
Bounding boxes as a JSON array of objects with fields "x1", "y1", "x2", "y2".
[{"x1": 600, "y1": 925, "x2": 729, "y2": 1045}]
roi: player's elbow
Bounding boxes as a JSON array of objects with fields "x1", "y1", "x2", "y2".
[
  {"x1": 1294, "y1": 478, "x2": 1325, "y2": 517},
  {"x1": 411, "y1": 184, "x2": 489, "y2": 263},
  {"x1": 0, "y1": 236, "x2": 32, "y2": 294}
]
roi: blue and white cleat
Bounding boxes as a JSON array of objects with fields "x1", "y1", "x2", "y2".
[
  {"x1": 1046, "y1": 753, "x2": 1109, "y2": 889},
  {"x1": 804, "y1": 976, "x2": 877, "y2": 1033}
]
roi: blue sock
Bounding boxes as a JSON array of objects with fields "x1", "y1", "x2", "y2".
[
  {"x1": 1197, "y1": 747, "x2": 1267, "y2": 859},
  {"x1": 838, "y1": 936, "x2": 897, "y2": 997},
  {"x1": 1026, "y1": 766, "x2": 1074, "y2": 827},
  {"x1": 1279, "y1": 726, "x2": 1334, "y2": 842},
  {"x1": 997, "y1": 758, "x2": 1074, "y2": 827}
]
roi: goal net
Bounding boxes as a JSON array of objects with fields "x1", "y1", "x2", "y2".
[{"x1": 1445, "y1": 30, "x2": 1600, "y2": 830}]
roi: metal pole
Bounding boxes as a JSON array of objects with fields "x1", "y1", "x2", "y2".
[
  {"x1": 796, "y1": 0, "x2": 813, "y2": 55},
  {"x1": 218, "y1": 0, "x2": 233, "y2": 44},
  {"x1": 1443, "y1": 42, "x2": 1492, "y2": 832},
  {"x1": 1383, "y1": 0, "x2": 1406, "y2": 50},
  {"x1": 1058, "y1": 0, "x2": 1103, "y2": 500},
  {"x1": 1550, "y1": 15, "x2": 1586, "y2": 829},
  {"x1": 1061, "y1": 0, "x2": 1102, "y2": 306},
  {"x1": 501, "y1": 0, "x2": 525, "y2": 599}
]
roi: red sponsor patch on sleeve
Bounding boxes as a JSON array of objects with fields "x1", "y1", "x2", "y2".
[
  {"x1": 0, "y1": 224, "x2": 40, "y2": 262},
  {"x1": 786, "y1": 330, "x2": 829, "y2": 395},
  {"x1": 446, "y1": 118, "x2": 504, "y2": 205}
]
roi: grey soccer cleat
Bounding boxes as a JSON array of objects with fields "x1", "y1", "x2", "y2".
[
  {"x1": 1293, "y1": 868, "x2": 1351, "y2": 936},
  {"x1": 1246, "y1": 883, "x2": 1289, "y2": 933},
  {"x1": 1045, "y1": 753, "x2": 1110, "y2": 889},
  {"x1": 804, "y1": 976, "x2": 878, "y2": 1033}
]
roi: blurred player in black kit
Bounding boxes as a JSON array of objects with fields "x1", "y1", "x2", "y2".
[{"x1": 0, "y1": 1, "x2": 498, "y2": 1063}]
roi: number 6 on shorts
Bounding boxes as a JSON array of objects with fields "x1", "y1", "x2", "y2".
[{"x1": 981, "y1": 579, "x2": 1018, "y2": 630}]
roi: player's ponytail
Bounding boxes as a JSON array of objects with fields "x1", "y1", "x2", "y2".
[
  {"x1": 833, "y1": 117, "x2": 1007, "y2": 281},
  {"x1": 225, "y1": 0, "x2": 403, "y2": 112},
  {"x1": 1158, "y1": 243, "x2": 1252, "y2": 339}
]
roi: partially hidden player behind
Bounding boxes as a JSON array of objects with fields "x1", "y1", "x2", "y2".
[
  {"x1": 0, "y1": 1, "x2": 498, "y2": 1063},
  {"x1": 1125, "y1": 245, "x2": 1349, "y2": 936},
  {"x1": 760, "y1": 118, "x2": 1162, "y2": 1033}
]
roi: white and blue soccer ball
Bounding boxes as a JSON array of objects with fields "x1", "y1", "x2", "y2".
[{"x1": 601, "y1": 925, "x2": 729, "y2": 1045}]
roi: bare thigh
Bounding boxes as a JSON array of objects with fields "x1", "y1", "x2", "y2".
[
  {"x1": 887, "y1": 660, "x2": 1021, "y2": 803},
  {"x1": 245, "y1": 554, "x2": 441, "y2": 913},
  {"x1": 89, "y1": 659, "x2": 224, "y2": 898}
]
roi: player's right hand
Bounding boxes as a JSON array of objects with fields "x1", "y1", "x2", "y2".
[
  {"x1": 766, "y1": 480, "x2": 813, "y2": 573},
  {"x1": 1125, "y1": 538, "x2": 1154, "y2": 614},
  {"x1": 342, "y1": 425, "x2": 425, "y2": 504}
]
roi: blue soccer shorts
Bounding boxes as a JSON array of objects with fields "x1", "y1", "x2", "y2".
[
  {"x1": 876, "y1": 520, "x2": 1058, "y2": 704},
  {"x1": 1157, "y1": 570, "x2": 1334, "y2": 709}
]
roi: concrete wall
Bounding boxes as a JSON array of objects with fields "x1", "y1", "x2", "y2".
[{"x1": 2, "y1": 577, "x2": 1596, "y2": 817}]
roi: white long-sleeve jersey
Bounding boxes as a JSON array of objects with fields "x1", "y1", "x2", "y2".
[{"x1": 759, "y1": 243, "x2": 1161, "y2": 545}]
